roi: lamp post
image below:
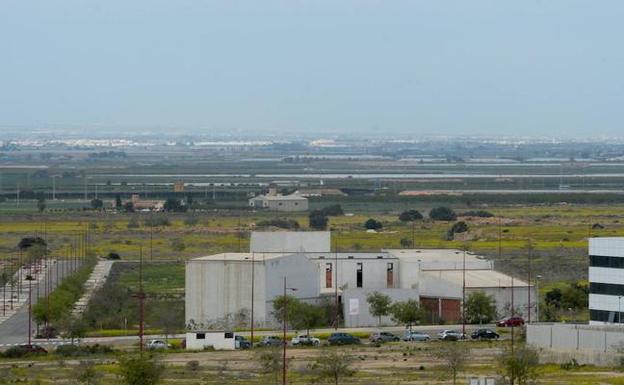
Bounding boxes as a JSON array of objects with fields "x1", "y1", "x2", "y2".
[
  {"x1": 535, "y1": 275, "x2": 542, "y2": 322},
  {"x1": 619, "y1": 296, "x2": 622, "y2": 324},
  {"x1": 282, "y1": 277, "x2": 297, "y2": 385}
]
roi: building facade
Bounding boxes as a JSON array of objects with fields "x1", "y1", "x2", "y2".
[
  {"x1": 185, "y1": 232, "x2": 535, "y2": 329},
  {"x1": 248, "y1": 184, "x2": 308, "y2": 212},
  {"x1": 589, "y1": 237, "x2": 624, "y2": 324}
]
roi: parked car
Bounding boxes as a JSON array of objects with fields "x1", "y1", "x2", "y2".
[
  {"x1": 496, "y1": 317, "x2": 525, "y2": 327},
  {"x1": 327, "y1": 332, "x2": 360, "y2": 346},
  {"x1": 19, "y1": 344, "x2": 48, "y2": 354},
  {"x1": 403, "y1": 330, "x2": 431, "y2": 342},
  {"x1": 146, "y1": 339, "x2": 171, "y2": 350},
  {"x1": 235, "y1": 335, "x2": 251, "y2": 349},
  {"x1": 3, "y1": 344, "x2": 48, "y2": 358},
  {"x1": 258, "y1": 336, "x2": 283, "y2": 347},
  {"x1": 471, "y1": 328, "x2": 500, "y2": 340},
  {"x1": 291, "y1": 334, "x2": 321, "y2": 346},
  {"x1": 369, "y1": 331, "x2": 400, "y2": 343},
  {"x1": 437, "y1": 330, "x2": 466, "y2": 341}
]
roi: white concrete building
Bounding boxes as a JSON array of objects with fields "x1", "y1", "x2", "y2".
[
  {"x1": 248, "y1": 185, "x2": 308, "y2": 212},
  {"x1": 589, "y1": 237, "x2": 624, "y2": 324},
  {"x1": 185, "y1": 232, "x2": 535, "y2": 329}
]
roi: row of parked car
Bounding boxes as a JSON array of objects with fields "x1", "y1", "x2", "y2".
[{"x1": 253, "y1": 327, "x2": 502, "y2": 348}]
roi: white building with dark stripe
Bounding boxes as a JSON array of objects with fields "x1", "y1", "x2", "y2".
[{"x1": 589, "y1": 238, "x2": 624, "y2": 324}]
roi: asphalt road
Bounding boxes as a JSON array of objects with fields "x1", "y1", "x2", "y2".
[
  {"x1": 27, "y1": 323, "x2": 510, "y2": 349},
  {"x1": 0, "y1": 260, "x2": 74, "y2": 345}
]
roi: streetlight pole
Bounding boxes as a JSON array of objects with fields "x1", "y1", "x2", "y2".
[
  {"x1": 535, "y1": 275, "x2": 542, "y2": 322},
  {"x1": 282, "y1": 277, "x2": 297, "y2": 385},
  {"x1": 619, "y1": 296, "x2": 622, "y2": 324},
  {"x1": 462, "y1": 247, "x2": 466, "y2": 336}
]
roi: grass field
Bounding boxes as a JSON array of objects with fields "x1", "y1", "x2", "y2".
[{"x1": 1, "y1": 341, "x2": 624, "y2": 384}]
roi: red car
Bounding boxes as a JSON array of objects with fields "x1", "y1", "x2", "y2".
[
  {"x1": 496, "y1": 317, "x2": 525, "y2": 327},
  {"x1": 19, "y1": 344, "x2": 48, "y2": 354}
]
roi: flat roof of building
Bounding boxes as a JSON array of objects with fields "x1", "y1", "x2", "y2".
[
  {"x1": 385, "y1": 249, "x2": 486, "y2": 263},
  {"x1": 190, "y1": 252, "x2": 291, "y2": 262},
  {"x1": 422, "y1": 269, "x2": 530, "y2": 288}
]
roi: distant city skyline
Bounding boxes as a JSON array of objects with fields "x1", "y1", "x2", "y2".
[{"x1": 1, "y1": 1, "x2": 623, "y2": 137}]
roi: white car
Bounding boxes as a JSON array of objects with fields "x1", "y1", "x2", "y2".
[
  {"x1": 146, "y1": 339, "x2": 171, "y2": 350},
  {"x1": 291, "y1": 334, "x2": 321, "y2": 346},
  {"x1": 437, "y1": 330, "x2": 466, "y2": 341}
]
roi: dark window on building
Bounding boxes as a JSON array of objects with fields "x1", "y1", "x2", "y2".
[
  {"x1": 590, "y1": 255, "x2": 624, "y2": 269},
  {"x1": 356, "y1": 262, "x2": 363, "y2": 288},
  {"x1": 387, "y1": 263, "x2": 394, "y2": 288},
  {"x1": 224, "y1": 332, "x2": 234, "y2": 339},
  {"x1": 590, "y1": 282, "x2": 624, "y2": 296},
  {"x1": 325, "y1": 263, "x2": 332, "y2": 288},
  {"x1": 590, "y1": 309, "x2": 624, "y2": 323},
  {"x1": 196, "y1": 333, "x2": 205, "y2": 339}
]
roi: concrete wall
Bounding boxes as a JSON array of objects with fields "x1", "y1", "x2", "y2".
[
  {"x1": 267, "y1": 198, "x2": 308, "y2": 212},
  {"x1": 250, "y1": 231, "x2": 330, "y2": 253},
  {"x1": 313, "y1": 255, "x2": 396, "y2": 294},
  {"x1": 185, "y1": 259, "x2": 267, "y2": 329},
  {"x1": 527, "y1": 323, "x2": 624, "y2": 365},
  {"x1": 474, "y1": 286, "x2": 536, "y2": 320},
  {"x1": 264, "y1": 253, "x2": 320, "y2": 324},
  {"x1": 342, "y1": 288, "x2": 419, "y2": 327}
]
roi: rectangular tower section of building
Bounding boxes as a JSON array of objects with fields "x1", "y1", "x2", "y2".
[{"x1": 589, "y1": 238, "x2": 624, "y2": 324}]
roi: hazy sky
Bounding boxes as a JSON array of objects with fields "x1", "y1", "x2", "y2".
[{"x1": 1, "y1": 1, "x2": 623, "y2": 137}]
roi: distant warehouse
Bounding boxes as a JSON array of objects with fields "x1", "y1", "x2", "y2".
[
  {"x1": 248, "y1": 184, "x2": 308, "y2": 212},
  {"x1": 185, "y1": 231, "x2": 534, "y2": 330}
]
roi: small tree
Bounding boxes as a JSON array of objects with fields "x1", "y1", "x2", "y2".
[
  {"x1": 310, "y1": 350, "x2": 355, "y2": 385},
  {"x1": 429, "y1": 206, "x2": 457, "y2": 221},
  {"x1": 37, "y1": 198, "x2": 46, "y2": 213},
  {"x1": 448, "y1": 221, "x2": 469, "y2": 236},
  {"x1": 366, "y1": 291, "x2": 392, "y2": 326},
  {"x1": 321, "y1": 204, "x2": 344, "y2": 216},
  {"x1": 364, "y1": 218, "x2": 383, "y2": 230},
  {"x1": 271, "y1": 295, "x2": 302, "y2": 325},
  {"x1": 255, "y1": 346, "x2": 281, "y2": 385},
  {"x1": 294, "y1": 302, "x2": 325, "y2": 334},
  {"x1": 498, "y1": 346, "x2": 540, "y2": 385},
  {"x1": 124, "y1": 202, "x2": 135, "y2": 213},
  {"x1": 465, "y1": 291, "x2": 497, "y2": 324},
  {"x1": 399, "y1": 209, "x2": 423, "y2": 222},
  {"x1": 115, "y1": 194, "x2": 123, "y2": 209},
  {"x1": 118, "y1": 354, "x2": 164, "y2": 385},
  {"x1": 76, "y1": 361, "x2": 101, "y2": 385},
  {"x1": 91, "y1": 198, "x2": 104, "y2": 210},
  {"x1": 309, "y1": 210, "x2": 329, "y2": 230},
  {"x1": 389, "y1": 299, "x2": 425, "y2": 330},
  {"x1": 164, "y1": 198, "x2": 187, "y2": 212},
  {"x1": 434, "y1": 343, "x2": 469, "y2": 385}
]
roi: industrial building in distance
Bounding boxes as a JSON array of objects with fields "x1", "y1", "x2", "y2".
[
  {"x1": 248, "y1": 184, "x2": 308, "y2": 212},
  {"x1": 185, "y1": 231, "x2": 535, "y2": 329}
]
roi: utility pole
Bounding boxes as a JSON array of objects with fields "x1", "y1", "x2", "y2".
[
  {"x1": 282, "y1": 277, "x2": 297, "y2": 385},
  {"x1": 283, "y1": 277, "x2": 287, "y2": 385},
  {"x1": 462, "y1": 247, "x2": 466, "y2": 336},
  {"x1": 52, "y1": 176, "x2": 56, "y2": 200},
  {"x1": 250, "y1": 252, "x2": 255, "y2": 348},
  {"x1": 28, "y1": 273, "x2": 32, "y2": 345},
  {"x1": 334, "y1": 236, "x2": 339, "y2": 330},
  {"x1": 138, "y1": 247, "x2": 145, "y2": 352},
  {"x1": 527, "y1": 240, "x2": 532, "y2": 323}
]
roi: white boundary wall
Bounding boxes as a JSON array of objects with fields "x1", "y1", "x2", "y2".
[{"x1": 527, "y1": 323, "x2": 624, "y2": 365}]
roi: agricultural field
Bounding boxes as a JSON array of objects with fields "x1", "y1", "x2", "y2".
[{"x1": 1, "y1": 341, "x2": 624, "y2": 384}]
